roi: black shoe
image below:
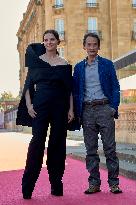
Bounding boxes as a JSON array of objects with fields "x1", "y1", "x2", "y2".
[
  {"x1": 23, "y1": 194, "x2": 32, "y2": 199},
  {"x1": 51, "y1": 182, "x2": 63, "y2": 196},
  {"x1": 23, "y1": 191, "x2": 32, "y2": 199},
  {"x1": 84, "y1": 185, "x2": 101, "y2": 194},
  {"x1": 110, "y1": 185, "x2": 122, "y2": 194}
]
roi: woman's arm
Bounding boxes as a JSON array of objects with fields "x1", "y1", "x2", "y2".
[
  {"x1": 68, "y1": 93, "x2": 74, "y2": 123},
  {"x1": 25, "y1": 89, "x2": 32, "y2": 108},
  {"x1": 69, "y1": 93, "x2": 74, "y2": 112},
  {"x1": 25, "y1": 89, "x2": 37, "y2": 118}
]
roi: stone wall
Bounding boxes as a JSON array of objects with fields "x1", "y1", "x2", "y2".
[{"x1": 115, "y1": 104, "x2": 136, "y2": 144}]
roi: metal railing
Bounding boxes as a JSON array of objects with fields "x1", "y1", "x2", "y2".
[
  {"x1": 113, "y1": 49, "x2": 136, "y2": 70},
  {"x1": 53, "y1": 4, "x2": 64, "y2": 9},
  {"x1": 86, "y1": 3, "x2": 99, "y2": 7}
]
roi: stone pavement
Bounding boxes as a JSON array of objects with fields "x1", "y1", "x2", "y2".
[
  {"x1": 0, "y1": 132, "x2": 47, "y2": 172},
  {"x1": 0, "y1": 130, "x2": 136, "y2": 180}
]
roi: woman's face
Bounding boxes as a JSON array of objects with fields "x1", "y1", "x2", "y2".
[{"x1": 43, "y1": 33, "x2": 59, "y2": 52}]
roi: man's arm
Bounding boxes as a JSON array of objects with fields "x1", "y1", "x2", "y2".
[
  {"x1": 73, "y1": 64, "x2": 80, "y2": 118},
  {"x1": 73, "y1": 64, "x2": 80, "y2": 98},
  {"x1": 110, "y1": 62, "x2": 120, "y2": 110}
]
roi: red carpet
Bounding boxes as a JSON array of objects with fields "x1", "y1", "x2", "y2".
[{"x1": 0, "y1": 157, "x2": 136, "y2": 205}]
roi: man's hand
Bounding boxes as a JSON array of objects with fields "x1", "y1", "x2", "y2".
[{"x1": 111, "y1": 107, "x2": 116, "y2": 116}]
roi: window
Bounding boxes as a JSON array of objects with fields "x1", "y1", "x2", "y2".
[
  {"x1": 133, "y1": 20, "x2": 136, "y2": 31},
  {"x1": 88, "y1": 17, "x2": 97, "y2": 32},
  {"x1": 132, "y1": 19, "x2": 136, "y2": 40},
  {"x1": 57, "y1": 47, "x2": 64, "y2": 58},
  {"x1": 87, "y1": 17, "x2": 102, "y2": 38},
  {"x1": 54, "y1": 0, "x2": 64, "y2": 8},
  {"x1": 35, "y1": 0, "x2": 42, "y2": 5},
  {"x1": 55, "y1": 19, "x2": 65, "y2": 40},
  {"x1": 87, "y1": 0, "x2": 96, "y2": 3},
  {"x1": 86, "y1": 0, "x2": 98, "y2": 7},
  {"x1": 55, "y1": 0, "x2": 63, "y2": 5},
  {"x1": 132, "y1": 0, "x2": 136, "y2": 7}
]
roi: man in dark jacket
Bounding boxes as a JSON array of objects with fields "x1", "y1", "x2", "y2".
[{"x1": 73, "y1": 32, "x2": 122, "y2": 194}]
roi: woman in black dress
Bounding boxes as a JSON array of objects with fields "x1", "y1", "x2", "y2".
[{"x1": 16, "y1": 30, "x2": 74, "y2": 199}]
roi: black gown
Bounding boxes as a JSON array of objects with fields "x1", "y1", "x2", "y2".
[
  {"x1": 16, "y1": 43, "x2": 72, "y2": 127},
  {"x1": 16, "y1": 43, "x2": 73, "y2": 196}
]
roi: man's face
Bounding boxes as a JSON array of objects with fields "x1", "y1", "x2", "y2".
[{"x1": 83, "y1": 36, "x2": 100, "y2": 57}]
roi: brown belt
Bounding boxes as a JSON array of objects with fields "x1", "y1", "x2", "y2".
[{"x1": 84, "y1": 99, "x2": 109, "y2": 107}]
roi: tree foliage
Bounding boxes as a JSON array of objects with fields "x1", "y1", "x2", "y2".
[{"x1": 0, "y1": 91, "x2": 19, "y2": 101}]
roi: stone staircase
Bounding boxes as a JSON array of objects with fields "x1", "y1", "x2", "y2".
[
  {"x1": 98, "y1": 147, "x2": 136, "y2": 180},
  {"x1": 67, "y1": 131, "x2": 136, "y2": 180}
]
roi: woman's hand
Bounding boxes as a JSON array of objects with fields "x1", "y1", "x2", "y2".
[
  {"x1": 27, "y1": 104, "x2": 37, "y2": 118},
  {"x1": 68, "y1": 93, "x2": 74, "y2": 123},
  {"x1": 68, "y1": 109, "x2": 74, "y2": 123}
]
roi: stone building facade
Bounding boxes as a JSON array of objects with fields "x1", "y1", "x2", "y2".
[{"x1": 17, "y1": 0, "x2": 136, "y2": 93}]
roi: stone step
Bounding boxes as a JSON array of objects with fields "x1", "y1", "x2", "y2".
[
  {"x1": 67, "y1": 143, "x2": 136, "y2": 164},
  {"x1": 99, "y1": 155, "x2": 136, "y2": 180},
  {"x1": 67, "y1": 152, "x2": 136, "y2": 180},
  {"x1": 0, "y1": 129, "x2": 7, "y2": 132},
  {"x1": 98, "y1": 150, "x2": 136, "y2": 164}
]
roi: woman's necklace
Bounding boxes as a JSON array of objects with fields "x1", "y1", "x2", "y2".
[{"x1": 43, "y1": 53, "x2": 59, "y2": 66}]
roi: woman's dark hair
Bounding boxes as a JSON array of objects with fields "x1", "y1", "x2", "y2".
[
  {"x1": 43, "y1": 29, "x2": 60, "y2": 44},
  {"x1": 83, "y1": 32, "x2": 100, "y2": 47}
]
